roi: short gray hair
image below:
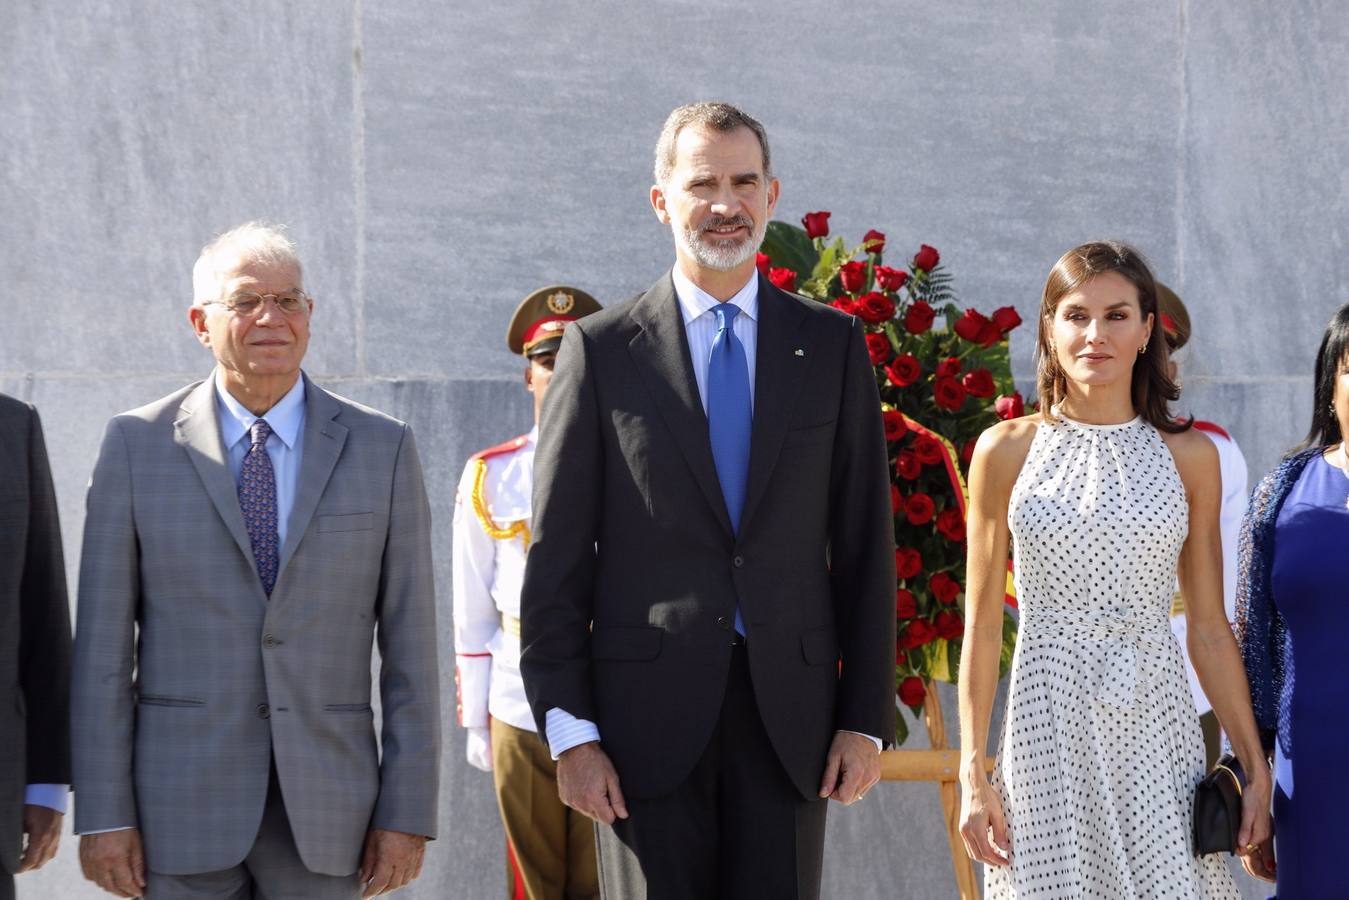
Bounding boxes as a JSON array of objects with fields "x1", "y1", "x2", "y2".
[
  {"x1": 192, "y1": 221, "x2": 302, "y2": 304},
  {"x1": 653, "y1": 102, "x2": 773, "y2": 186}
]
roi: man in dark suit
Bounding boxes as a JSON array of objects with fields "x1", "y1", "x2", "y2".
[
  {"x1": 0, "y1": 395, "x2": 73, "y2": 900},
  {"x1": 519, "y1": 102, "x2": 896, "y2": 899}
]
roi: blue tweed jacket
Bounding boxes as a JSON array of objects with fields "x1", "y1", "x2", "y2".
[{"x1": 1236, "y1": 447, "x2": 1321, "y2": 757}]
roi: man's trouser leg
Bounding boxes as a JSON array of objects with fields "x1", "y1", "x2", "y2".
[{"x1": 491, "y1": 716, "x2": 599, "y2": 900}]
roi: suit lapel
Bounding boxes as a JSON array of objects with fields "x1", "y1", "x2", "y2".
[
  {"x1": 173, "y1": 378, "x2": 259, "y2": 579},
  {"x1": 740, "y1": 277, "x2": 811, "y2": 533},
  {"x1": 277, "y1": 375, "x2": 348, "y2": 576},
  {"x1": 627, "y1": 274, "x2": 734, "y2": 538}
]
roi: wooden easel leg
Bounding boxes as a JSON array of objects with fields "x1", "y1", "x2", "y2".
[{"x1": 924, "y1": 681, "x2": 981, "y2": 900}]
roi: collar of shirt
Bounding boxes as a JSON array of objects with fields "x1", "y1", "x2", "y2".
[
  {"x1": 671, "y1": 265, "x2": 759, "y2": 328},
  {"x1": 214, "y1": 369, "x2": 307, "y2": 451},
  {"x1": 526, "y1": 425, "x2": 538, "y2": 446}
]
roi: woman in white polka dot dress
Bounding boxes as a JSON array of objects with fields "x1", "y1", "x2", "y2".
[{"x1": 956, "y1": 242, "x2": 1271, "y2": 898}]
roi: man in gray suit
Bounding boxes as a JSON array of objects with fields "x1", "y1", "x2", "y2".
[
  {"x1": 71, "y1": 222, "x2": 441, "y2": 899},
  {"x1": 0, "y1": 396, "x2": 72, "y2": 900}
]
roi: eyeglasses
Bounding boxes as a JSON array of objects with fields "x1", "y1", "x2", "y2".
[{"x1": 202, "y1": 290, "x2": 311, "y2": 317}]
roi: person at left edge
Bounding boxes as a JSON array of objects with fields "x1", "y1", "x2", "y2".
[
  {"x1": 70, "y1": 222, "x2": 440, "y2": 899},
  {"x1": 0, "y1": 395, "x2": 72, "y2": 900},
  {"x1": 453, "y1": 285, "x2": 602, "y2": 900}
]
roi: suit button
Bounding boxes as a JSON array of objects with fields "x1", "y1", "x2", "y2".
[
  {"x1": 733, "y1": 555, "x2": 745, "y2": 568},
  {"x1": 262, "y1": 634, "x2": 277, "y2": 648},
  {"x1": 717, "y1": 616, "x2": 732, "y2": 631},
  {"x1": 256, "y1": 703, "x2": 271, "y2": 719}
]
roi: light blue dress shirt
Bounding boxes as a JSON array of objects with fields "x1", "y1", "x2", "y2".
[
  {"x1": 544, "y1": 270, "x2": 880, "y2": 758},
  {"x1": 215, "y1": 369, "x2": 307, "y2": 549}
]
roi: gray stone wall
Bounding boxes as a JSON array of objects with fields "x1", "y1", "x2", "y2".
[{"x1": 6, "y1": 1, "x2": 1341, "y2": 896}]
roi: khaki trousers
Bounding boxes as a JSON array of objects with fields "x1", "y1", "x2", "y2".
[{"x1": 490, "y1": 718, "x2": 599, "y2": 900}]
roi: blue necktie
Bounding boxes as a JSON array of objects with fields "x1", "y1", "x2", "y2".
[
  {"x1": 238, "y1": 419, "x2": 279, "y2": 595},
  {"x1": 707, "y1": 303, "x2": 751, "y2": 636}
]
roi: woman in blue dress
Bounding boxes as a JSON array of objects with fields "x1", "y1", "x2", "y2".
[{"x1": 1238, "y1": 301, "x2": 1349, "y2": 892}]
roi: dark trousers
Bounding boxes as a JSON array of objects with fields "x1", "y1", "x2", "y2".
[
  {"x1": 0, "y1": 870, "x2": 12, "y2": 900},
  {"x1": 596, "y1": 643, "x2": 828, "y2": 900}
]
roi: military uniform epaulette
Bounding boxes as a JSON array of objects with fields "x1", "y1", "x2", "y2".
[
  {"x1": 468, "y1": 434, "x2": 533, "y2": 548},
  {"x1": 470, "y1": 434, "x2": 531, "y2": 462},
  {"x1": 1191, "y1": 420, "x2": 1232, "y2": 442}
]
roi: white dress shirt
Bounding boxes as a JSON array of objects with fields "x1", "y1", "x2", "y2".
[{"x1": 545, "y1": 269, "x2": 881, "y2": 758}]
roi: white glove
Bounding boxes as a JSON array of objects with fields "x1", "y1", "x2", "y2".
[{"x1": 466, "y1": 726, "x2": 493, "y2": 772}]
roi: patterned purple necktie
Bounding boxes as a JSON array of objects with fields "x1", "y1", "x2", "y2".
[{"x1": 239, "y1": 419, "x2": 279, "y2": 595}]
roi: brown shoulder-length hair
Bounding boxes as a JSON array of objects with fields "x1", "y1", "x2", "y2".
[{"x1": 1035, "y1": 240, "x2": 1189, "y2": 434}]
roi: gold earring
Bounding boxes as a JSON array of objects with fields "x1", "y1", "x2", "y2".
[{"x1": 1139, "y1": 342, "x2": 1148, "y2": 354}]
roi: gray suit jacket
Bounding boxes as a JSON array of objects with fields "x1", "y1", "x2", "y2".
[
  {"x1": 0, "y1": 396, "x2": 72, "y2": 874},
  {"x1": 71, "y1": 374, "x2": 440, "y2": 877}
]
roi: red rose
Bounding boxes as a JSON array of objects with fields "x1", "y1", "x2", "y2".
[
  {"x1": 895, "y1": 588, "x2": 917, "y2": 618},
  {"x1": 936, "y1": 508, "x2": 966, "y2": 542},
  {"x1": 865, "y1": 332, "x2": 892, "y2": 365},
  {"x1": 992, "y1": 305, "x2": 1023, "y2": 332},
  {"x1": 802, "y1": 211, "x2": 831, "y2": 239},
  {"x1": 904, "y1": 492, "x2": 936, "y2": 526},
  {"x1": 913, "y1": 433, "x2": 943, "y2": 465},
  {"x1": 895, "y1": 450, "x2": 921, "y2": 481},
  {"x1": 768, "y1": 267, "x2": 797, "y2": 292},
  {"x1": 863, "y1": 229, "x2": 886, "y2": 256},
  {"x1": 756, "y1": 252, "x2": 770, "y2": 276},
  {"x1": 830, "y1": 296, "x2": 858, "y2": 316},
  {"x1": 856, "y1": 291, "x2": 896, "y2": 325},
  {"x1": 885, "y1": 354, "x2": 921, "y2": 387},
  {"x1": 898, "y1": 675, "x2": 926, "y2": 707},
  {"x1": 904, "y1": 300, "x2": 935, "y2": 334},
  {"x1": 890, "y1": 484, "x2": 902, "y2": 514},
  {"x1": 895, "y1": 547, "x2": 922, "y2": 579},
  {"x1": 995, "y1": 392, "x2": 1025, "y2": 420},
  {"x1": 933, "y1": 376, "x2": 966, "y2": 411},
  {"x1": 900, "y1": 619, "x2": 937, "y2": 649},
  {"x1": 934, "y1": 610, "x2": 964, "y2": 640},
  {"x1": 977, "y1": 321, "x2": 1003, "y2": 347},
  {"x1": 839, "y1": 260, "x2": 867, "y2": 295},
  {"x1": 954, "y1": 309, "x2": 991, "y2": 344},
  {"x1": 934, "y1": 356, "x2": 961, "y2": 378},
  {"x1": 882, "y1": 410, "x2": 908, "y2": 442},
  {"x1": 960, "y1": 438, "x2": 977, "y2": 466},
  {"x1": 962, "y1": 368, "x2": 995, "y2": 398},
  {"x1": 930, "y1": 571, "x2": 961, "y2": 604},
  {"x1": 913, "y1": 244, "x2": 940, "y2": 271},
  {"x1": 874, "y1": 265, "x2": 908, "y2": 292},
  {"x1": 896, "y1": 647, "x2": 908, "y2": 666}
]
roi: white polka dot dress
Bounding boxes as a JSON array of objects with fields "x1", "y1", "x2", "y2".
[{"x1": 984, "y1": 412, "x2": 1239, "y2": 899}]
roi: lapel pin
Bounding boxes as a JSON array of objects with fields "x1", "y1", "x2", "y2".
[{"x1": 794, "y1": 349, "x2": 805, "y2": 357}]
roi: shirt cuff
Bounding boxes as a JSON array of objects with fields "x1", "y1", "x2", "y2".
[
  {"x1": 24, "y1": 784, "x2": 68, "y2": 814},
  {"x1": 840, "y1": 730, "x2": 883, "y2": 752},
  {"x1": 545, "y1": 708, "x2": 601, "y2": 760},
  {"x1": 81, "y1": 826, "x2": 136, "y2": 835}
]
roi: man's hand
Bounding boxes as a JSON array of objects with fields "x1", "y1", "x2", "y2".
[
  {"x1": 359, "y1": 828, "x2": 427, "y2": 897},
  {"x1": 17, "y1": 805, "x2": 62, "y2": 873},
  {"x1": 818, "y1": 731, "x2": 881, "y2": 805},
  {"x1": 556, "y1": 741, "x2": 628, "y2": 825},
  {"x1": 79, "y1": 829, "x2": 146, "y2": 898}
]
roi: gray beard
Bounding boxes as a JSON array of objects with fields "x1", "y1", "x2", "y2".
[{"x1": 675, "y1": 218, "x2": 766, "y2": 272}]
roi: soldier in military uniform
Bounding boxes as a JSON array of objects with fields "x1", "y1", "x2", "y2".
[
  {"x1": 1159, "y1": 282, "x2": 1249, "y2": 768},
  {"x1": 453, "y1": 286, "x2": 602, "y2": 900}
]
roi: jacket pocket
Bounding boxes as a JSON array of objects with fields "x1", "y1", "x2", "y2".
[
  {"x1": 137, "y1": 694, "x2": 205, "y2": 708},
  {"x1": 782, "y1": 419, "x2": 836, "y2": 447},
  {"x1": 317, "y1": 512, "x2": 375, "y2": 533},
  {"x1": 324, "y1": 702, "x2": 373, "y2": 713},
  {"x1": 800, "y1": 628, "x2": 838, "y2": 666},
  {"x1": 591, "y1": 625, "x2": 663, "y2": 661}
]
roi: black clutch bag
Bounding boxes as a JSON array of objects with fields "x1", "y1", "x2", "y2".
[{"x1": 1193, "y1": 753, "x2": 1248, "y2": 856}]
